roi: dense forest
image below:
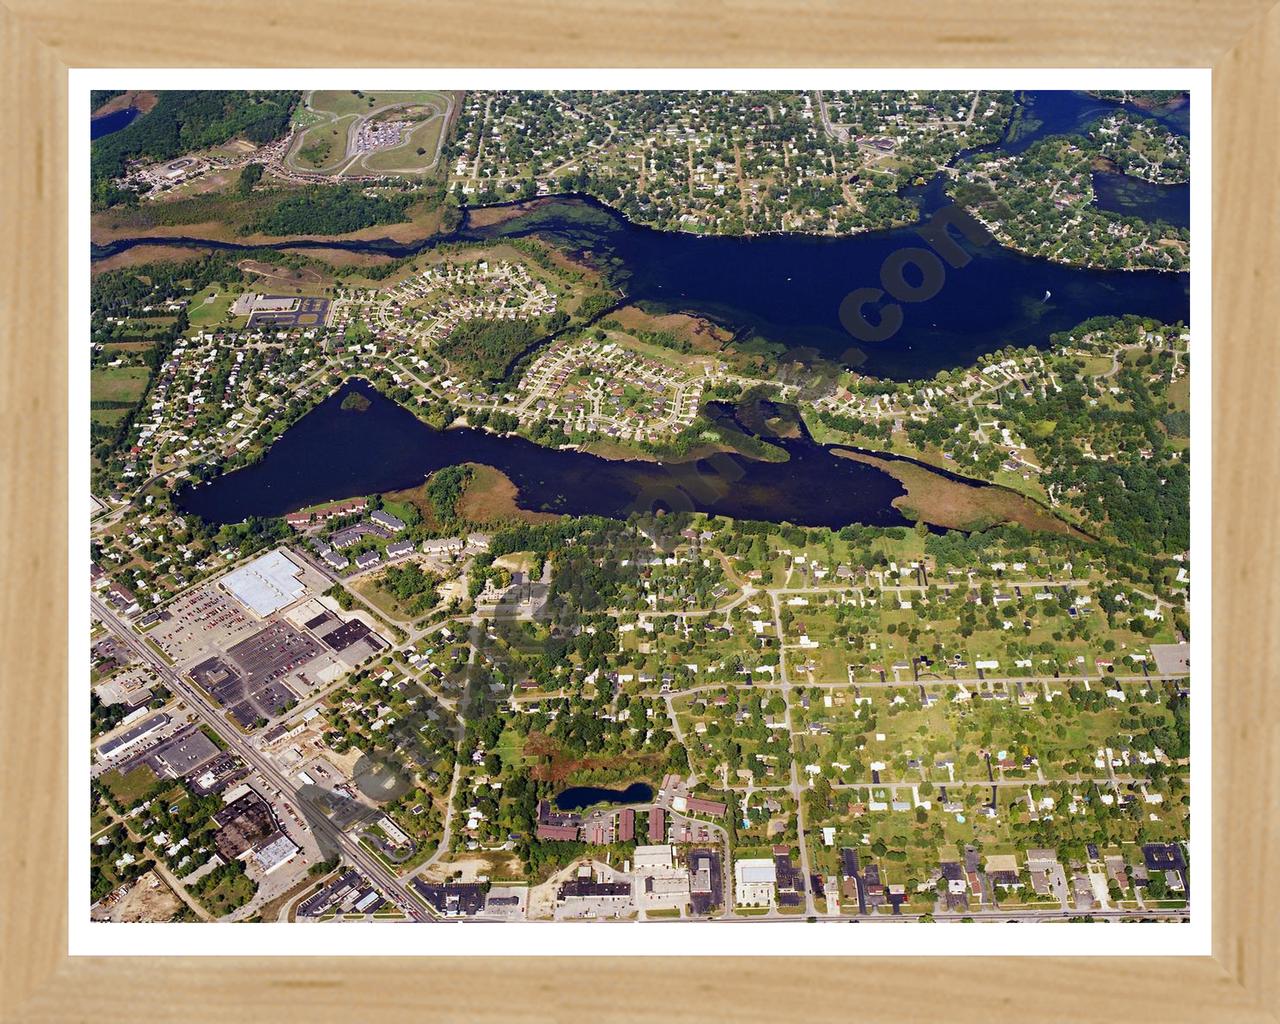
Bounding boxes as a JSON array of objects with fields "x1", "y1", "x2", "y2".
[
  {"x1": 437, "y1": 318, "x2": 542, "y2": 381},
  {"x1": 249, "y1": 184, "x2": 415, "y2": 236},
  {"x1": 91, "y1": 91, "x2": 299, "y2": 208},
  {"x1": 426, "y1": 465, "x2": 473, "y2": 530}
]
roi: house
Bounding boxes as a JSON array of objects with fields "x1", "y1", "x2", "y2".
[
  {"x1": 862, "y1": 863, "x2": 886, "y2": 909},
  {"x1": 685, "y1": 796, "x2": 727, "y2": 818},
  {"x1": 370, "y1": 510, "x2": 407, "y2": 532},
  {"x1": 647, "y1": 806, "x2": 666, "y2": 843},
  {"x1": 839, "y1": 849, "x2": 866, "y2": 913},
  {"x1": 1105, "y1": 855, "x2": 1130, "y2": 892}
]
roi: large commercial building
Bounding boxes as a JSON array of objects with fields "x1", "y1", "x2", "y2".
[
  {"x1": 221, "y1": 550, "x2": 308, "y2": 617},
  {"x1": 734, "y1": 858, "x2": 777, "y2": 908}
]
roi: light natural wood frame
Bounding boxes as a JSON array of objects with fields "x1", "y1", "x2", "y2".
[{"x1": 2, "y1": 3, "x2": 1276, "y2": 1020}]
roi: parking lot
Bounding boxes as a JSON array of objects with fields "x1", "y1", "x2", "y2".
[
  {"x1": 189, "y1": 619, "x2": 327, "y2": 729},
  {"x1": 227, "y1": 621, "x2": 323, "y2": 688},
  {"x1": 151, "y1": 585, "x2": 260, "y2": 664},
  {"x1": 247, "y1": 296, "x2": 330, "y2": 329}
]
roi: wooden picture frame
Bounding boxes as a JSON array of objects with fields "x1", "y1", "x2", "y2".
[{"x1": 2, "y1": 2, "x2": 1276, "y2": 1019}]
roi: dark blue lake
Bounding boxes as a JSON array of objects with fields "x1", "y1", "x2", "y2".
[
  {"x1": 176, "y1": 379, "x2": 916, "y2": 529},
  {"x1": 466, "y1": 194, "x2": 1188, "y2": 379},
  {"x1": 91, "y1": 106, "x2": 140, "y2": 140},
  {"x1": 999, "y1": 89, "x2": 1189, "y2": 155},
  {"x1": 1091, "y1": 172, "x2": 1190, "y2": 229},
  {"x1": 93, "y1": 188, "x2": 1190, "y2": 380},
  {"x1": 554, "y1": 782, "x2": 653, "y2": 811}
]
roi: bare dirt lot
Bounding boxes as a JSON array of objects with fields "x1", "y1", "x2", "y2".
[
  {"x1": 111, "y1": 870, "x2": 182, "y2": 922},
  {"x1": 418, "y1": 852, "x2": 524, "y2": 884},
  {"x1": 239, "y1": 259, "x2": 329, "y2": 286}
]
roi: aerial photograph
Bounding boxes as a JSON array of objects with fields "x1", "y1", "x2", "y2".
[{"x1": 87, "y1": 87, "x2": 1192, "y2": 929}]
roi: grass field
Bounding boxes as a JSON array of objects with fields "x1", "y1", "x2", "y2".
[
  {"x1": 186, "y1": 286, "x2": 239, "y2": 328},
  {"x1": 310, "y1": 90, "x2": 451, "y2": 118},
  {"x1": 90, "y1": 406, "x2": 132, "y2": 427},
  {"x1": 99, "y1": 764, "x2": 160, "y2": 806},
  {"x1": 293, "y1": 113, "x2": 359, "y2": 172},
  {"x1": 91, "y1": 365, "x2": 151, "y2": 404},
  {"x1": 351, "y1": 575, "x2": 418, "y2": 624},
  {"x1": 495, "y1": 725, "x2": 526, "y2": 769},
  {"x1": 832, "y1": 449, "x2": 1082, "y2": 537}
]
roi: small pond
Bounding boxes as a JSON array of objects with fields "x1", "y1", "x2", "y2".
[{"x1": 553, "y1": 782, "x2": 654, "y2": 811}]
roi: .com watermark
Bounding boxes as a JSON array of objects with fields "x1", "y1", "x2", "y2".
[{"x1": 838, "y1": 204, "x2": 992, "y2": 346}]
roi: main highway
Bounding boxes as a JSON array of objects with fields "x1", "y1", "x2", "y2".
[{"x1": 90, "y1": 595, "x2": 429, "y2": 922}]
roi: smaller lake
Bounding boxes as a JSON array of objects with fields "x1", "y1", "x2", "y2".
[
  {"x1": 1091, "y1": 172, "x2": 1190, "y2": 229},
  {"x1": 175, "y1": 379, "x2": 919, "y2": 530},
  {"x1": 554, "y1": 782, "x2": 654, "y2": 811},
  {"x1": 91, "y1": 106, "x2": 140, "y2": 140}
]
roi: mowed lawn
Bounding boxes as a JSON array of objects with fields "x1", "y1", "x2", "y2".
[
  {"x1": 495, "y1": 726, "x2": 526, "y2": 769},
  {"x1": 187, "y1": 286, "x2": 238, "y2": 329},
  {"x1": 91, "y1": 365, "x2": 151, "y2": 404},
  {"x1": 310, "y1": 90, "x2": 451, "y2": 117}
]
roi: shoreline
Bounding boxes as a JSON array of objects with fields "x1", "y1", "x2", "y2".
[
  {"x1": 92, "y1": 189, "x2": 1194, "y2": 277},
  {"x1": 831, "y1": 448, "x2": 1088, "y2": 538}
]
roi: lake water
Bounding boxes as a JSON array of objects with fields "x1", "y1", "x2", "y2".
[
  {"x1": 553, "y1": 782, "x2": 654, "y2": 811},
  {"x1": 465, "y1": 194, "x2": 1188, "y2": 379},
  {"x1": 998, "y1": 90, "x2": 1189, "y2": 155},
  {"x1": 91, "y1": 90, "x2": 1191, "y2": 380},
  {"x1": 176, "y1": 379, "x2": 918, "y2": 529},
  {"x1": 92, "y1": 191, "x2": 1190, "y2": 381},
  {"x1": 91, "y1": 106, "x2": 140, "y2": 140},
  {"x1": 1091, "y1": 172, "x2": 1190, "y2": 229}
]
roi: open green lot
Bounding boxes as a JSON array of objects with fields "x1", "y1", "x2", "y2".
[
  {"x1": 90, "y1": 365, "x2": 151, "y2": 404},
  {"x1": 310, "y1": 90, "x2": 451, "y2": 118},
  {"x1": 186, "y1": 286, "x2": 240, "y2": 329},
  {"x1": 293, "y1": 113, "x2": 359, "y2": 172},
  {"x1": 90, "y1": 406, "x2": 132, "y2": 428},
  {"x1": 99, "y1": 764, "x2": 161, "y2": 806}
]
